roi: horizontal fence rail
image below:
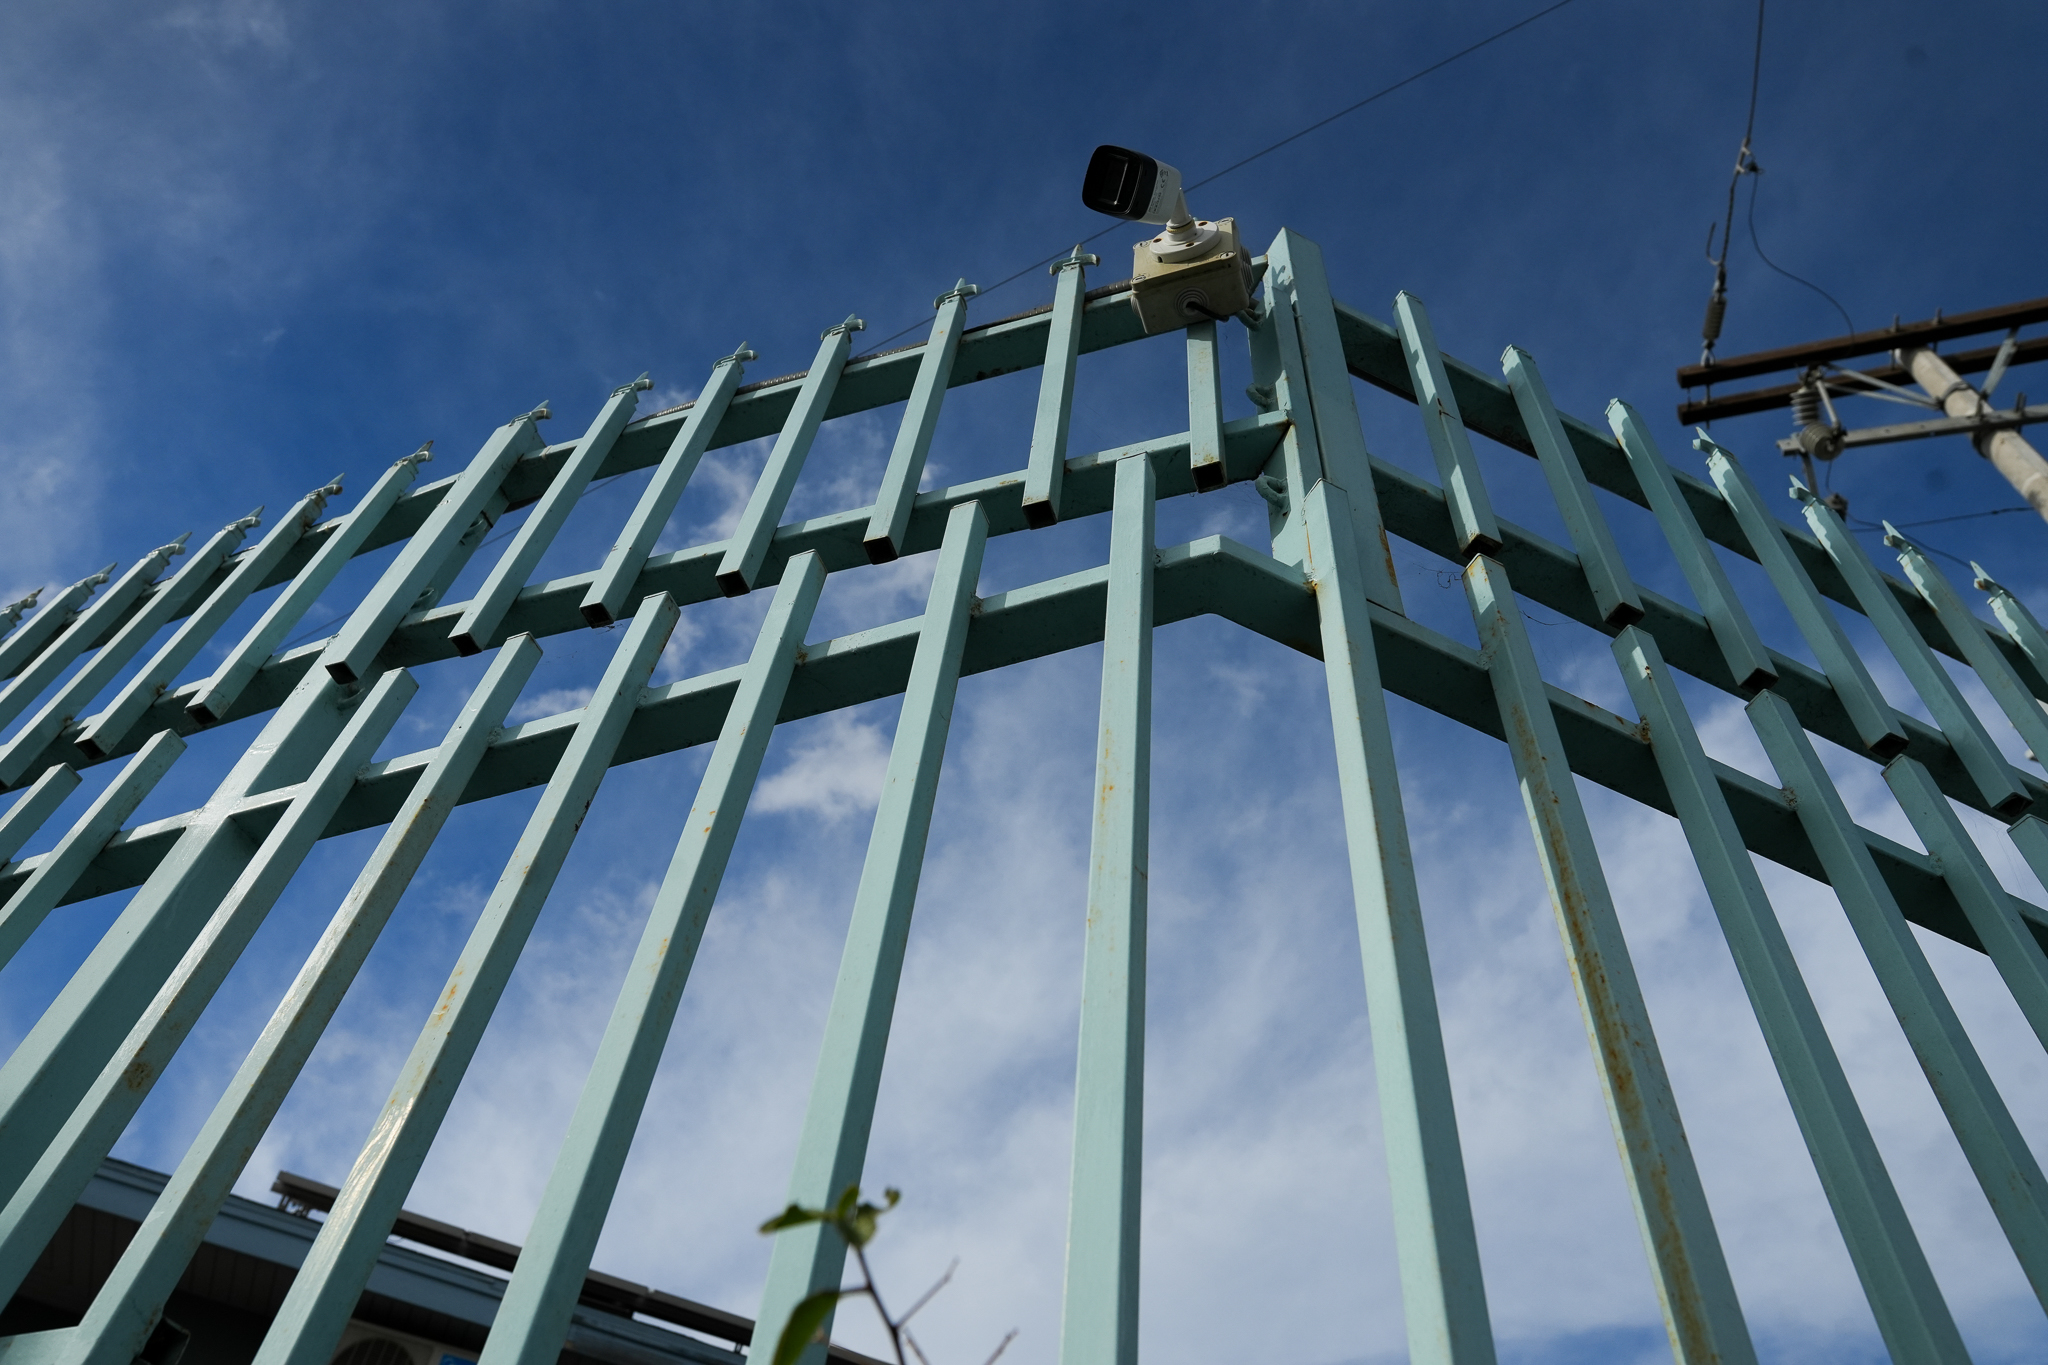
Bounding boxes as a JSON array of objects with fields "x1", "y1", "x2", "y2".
[{"x1": 3, "y1": 225, "x2": 2048, "y2": 1365}]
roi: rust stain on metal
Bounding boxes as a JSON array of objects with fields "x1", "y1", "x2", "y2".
[{"x1": 431, "y1": 969, "x2": 466, "y2": 1025}]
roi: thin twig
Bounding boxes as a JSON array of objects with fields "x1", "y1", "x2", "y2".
[
  {"x1": 897, "y1": 1259, "x2": 958, "y2": 1328},
  {"x1": 850, "y1": 1242, "x2": 908, "y2": 1365},
  {"x1": 978, "y1": 1329, "x2": 1020, "y2": 1365}
]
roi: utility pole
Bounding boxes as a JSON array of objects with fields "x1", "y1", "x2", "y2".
[
  {"x1": 1902, "y1": 346, "x2": 2048, "y2": 521},
  {"x1": 1674, "y1": 295, "x2": 2048, "y2": 525}
]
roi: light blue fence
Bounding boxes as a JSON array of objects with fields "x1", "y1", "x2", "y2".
[{"x1": 2, "y1": 226, "x2": 2046, "y2": 1365}]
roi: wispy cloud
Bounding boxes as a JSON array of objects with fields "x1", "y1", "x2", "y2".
[
  {"x1": 510, "y1": 685, "x2": 595, "y2": 724},
  {"x1": 0, "y1": 88, "x2": 109, "y2": 594},
  {"x1": 753, "y1": 711, "x2": 893, "y2": 821}
]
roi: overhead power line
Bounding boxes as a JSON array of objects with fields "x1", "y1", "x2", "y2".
[
  {"x1": 858, "y1": 0, "x2": 1582, "y2": 355},
  {"x1": 1699, "y1": 0, "x2": 1854, "y2": 365},
  {"x1": 1178, "y1": 0, "x2": 1580, "y2": 198}
]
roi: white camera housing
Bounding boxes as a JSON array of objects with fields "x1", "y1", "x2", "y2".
[
  {"x1": 1129, "y1": 158, "x2": 1185, "y2": 225},
  {"x1": 1081, "y1": 145, "x2": 1218, "y2": 259},
  {"x1": 1082, "y1": 145, "x2": 1251, "y2": 333}
]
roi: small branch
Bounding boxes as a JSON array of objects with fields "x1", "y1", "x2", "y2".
[
  {"x1": 897, "y1": 1259, "x2": 958, "y2": 1328},
  {"x1": 979, "y1": 1329, "x2": 1020, "y2": 1365},
  {"x1": 851, "y1": 1243, "x2": 907, "y2": 1365}
]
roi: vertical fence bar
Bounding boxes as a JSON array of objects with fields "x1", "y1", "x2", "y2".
[
  {"x1": 80, "y1": 483, "x2": 340, "y2": 758},
  {"x1": 1976, "y1": 562, "x2": 2048, "y2": 690},
  {"x1": 1892, "y1": 544, "x2": 2048, "y2": 765},
  {"x1": 1263, "y1": 231, "x2": 1401, "y2": 611},
  {"x1": 1884, "y1": 756, "x2": 2048, "y2": 1050},
  {"x1": 865, "y1": 284, "x2": 975, "y2": 563},
  {"x1": 0, "y1": 553, "x2": 365, "y2": 1211},
  {"x1": 251, "y1": 594, "x2": 678, "y2": 1365},
  {"x1": 1301, "y1": 478, "x2": 1495, "y2": 1365},
  {"x1": 1500, "y1": 346, "x2": 1642, "y2": 627},
  {"x1": 482, "y1": 553, "x2": 826, "y2": 1365},
  {"x1": 1793, "y1": 488, "x2": 2029, "y2": 817},
  {"x1": 0, "y1": 542, "x2": 187, "y2": 734},
  {"x1": 582, "y1": 348, "x2": 753, "y2": 627},
  {"x1": 1251, "y1": 267, "x2": 1321, "y2": 568},
  {"x1": 753, "y1": 506, "x2": 986, "y2": 1364},
  {"x1": 1747, "y1": 691, "x2": 2048, "y2": 1307},
  {"x1": 1608, "y1": 401, "x2": 1776, "y2": 692},
  {"x1": 1701, "y1": 444, "x2": 1906, "y2": 757},
  {"x1": 0, "y1": 626, "x2": 395, "y2": 1162},
  {"x1": 1467, "y1": 557, "x2": 1756, "y2": 1365},
  {"x1": 1891, "y1": 539, "x2": 2048, "y2": 763},
  {"x1": 0, "y1": 670, "x2": 415, "y2": 1311},
  {"x1": 1022, "y1": 250, "x2": 1093, "y2": 529},
  {"x1": 1615, "y1": 629, "x2": 1968, "y2": 1365},
  {"x1": 0, "y1": 601, "x2": 31, "y2": 649},
  {"x1": 717, "y1": 320, "x2": 861, "y2": 595},
  {"x1": 1057, "y1": 455, "x2": 1154, "y2": 1365},
  {"x1": 188, "y1": 450, "x2": 431, "y2": 724},
  {"x1": 0, "y1": 567, "x2": 111, "y2": 685},
  {"x1": 60, "y1": 637, "x2": 541, "y2": 1365},
  {"x1": 0, "y1": 731, "x2": 184, "y2": 970},
  {"x1": 1186, "y1": 319, "x2": 1226, "y2": 492},
  {"x1": 0, "y1": 768, "x2": 277, "y2": 1193},
  {"x1": 0, "y1": 765, "x2": 80, "y2": 869},
  {"x1": 452, "y1": 379, "x2": 649, "y2": 654},
  {"x1": 0, "y1": 593, "x2": 34, "y2": 643},
  {"x1": 1395, "y1": 292, "x2": 1500, "y2": 557},
  {"x1": 323, "y1": 412, "x2": 547, "y2": 684},
  {"x1": 0, "y1": 669, "x2": 372, "y2": 1191},
  {"x1": 0, "y1": 516, "x2": 254, "y2": 788},
  {"x1": 2009, "y1": 819, "x2": 2048, "y2": 944},
  {"x1": 0, "y1": 639, "x2": 371, "y2": 1133}
]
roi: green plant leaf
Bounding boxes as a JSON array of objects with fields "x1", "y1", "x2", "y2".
[
  {"x1": 831, "y1": 1184, "x2": 861, "y2": 1222},
  {"x1": 760, "y1": 1203, "x2": 827, "y2": 1235},
  {"x1": 771, "y1": 1288, "x2": 850, "y2": 1365},
  {"x1": 841, "y1": 1186, "x2": 902, "y2": 1248}
]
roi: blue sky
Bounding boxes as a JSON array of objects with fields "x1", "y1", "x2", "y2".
[{"x1": 4, "y1": 3, "x2": 2048, "y2": 1364}]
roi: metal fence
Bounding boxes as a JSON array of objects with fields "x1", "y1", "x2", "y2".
[{"x1": 2, "y1": 226, "x2": 2047, "y2": 1365}]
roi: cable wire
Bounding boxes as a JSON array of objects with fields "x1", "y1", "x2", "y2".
[
  {"x1": 859, "y1": 0, "x2": 1582, "y2": 355},
  {"x1": 1180, "y1": 0, "x2": 1579, "y2": 197},
  {"x1": 1887, "y1": 505, "x2": 2031, "y2": 529},
  {"x1": 1847, "y1": 516, "x2": 1975, "y2": 572},
  {"x1": 1699, "y1": 0, "x2": 1765, "y2": 363},
  {"x1": 1745, "y1": 171, "x2": 1856, "y2": 336},
  {"x1": 1701, "y1": 0, "x2": 1857, "y2": 357}
]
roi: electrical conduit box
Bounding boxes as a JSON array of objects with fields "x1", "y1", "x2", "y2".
[
  {"x1": 1128, "y1": 216, "x2": 1258, "y2": 334},
  {"x1": 1081, "y1": 145, "x2": 1260, "y2": 334}
]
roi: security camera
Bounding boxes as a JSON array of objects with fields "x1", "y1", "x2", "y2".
[
  {"x1": 1082, "y1": 146, "x2": 1216, "y2": 257},
  {"x1": 1082, "y1": 145, "x2": 1257, "y2": 334}
]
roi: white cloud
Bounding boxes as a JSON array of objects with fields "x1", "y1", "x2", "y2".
[
  {"x1": 642, "y1": 382, "x2": 699, "y2": 417},
  {"x1": 0, "y1": 91, "x2": 109, "y2": 595},
  {"x1": 752, "y1": 711, "x2": 893, "y2": 821},
  {"x1": 510, "y1": 685, "x2": 595, "y2": 723},
  {"x1": 689, "y1": 438, "x2": 774, "y2": 545},
  {"x1": 158, "y1": 1, "x2": 290, "y2": 53}
]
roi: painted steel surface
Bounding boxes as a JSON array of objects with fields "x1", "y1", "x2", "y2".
[{"x1": 4, "y1": 227, "x2": 2048, "y2": 1365}]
